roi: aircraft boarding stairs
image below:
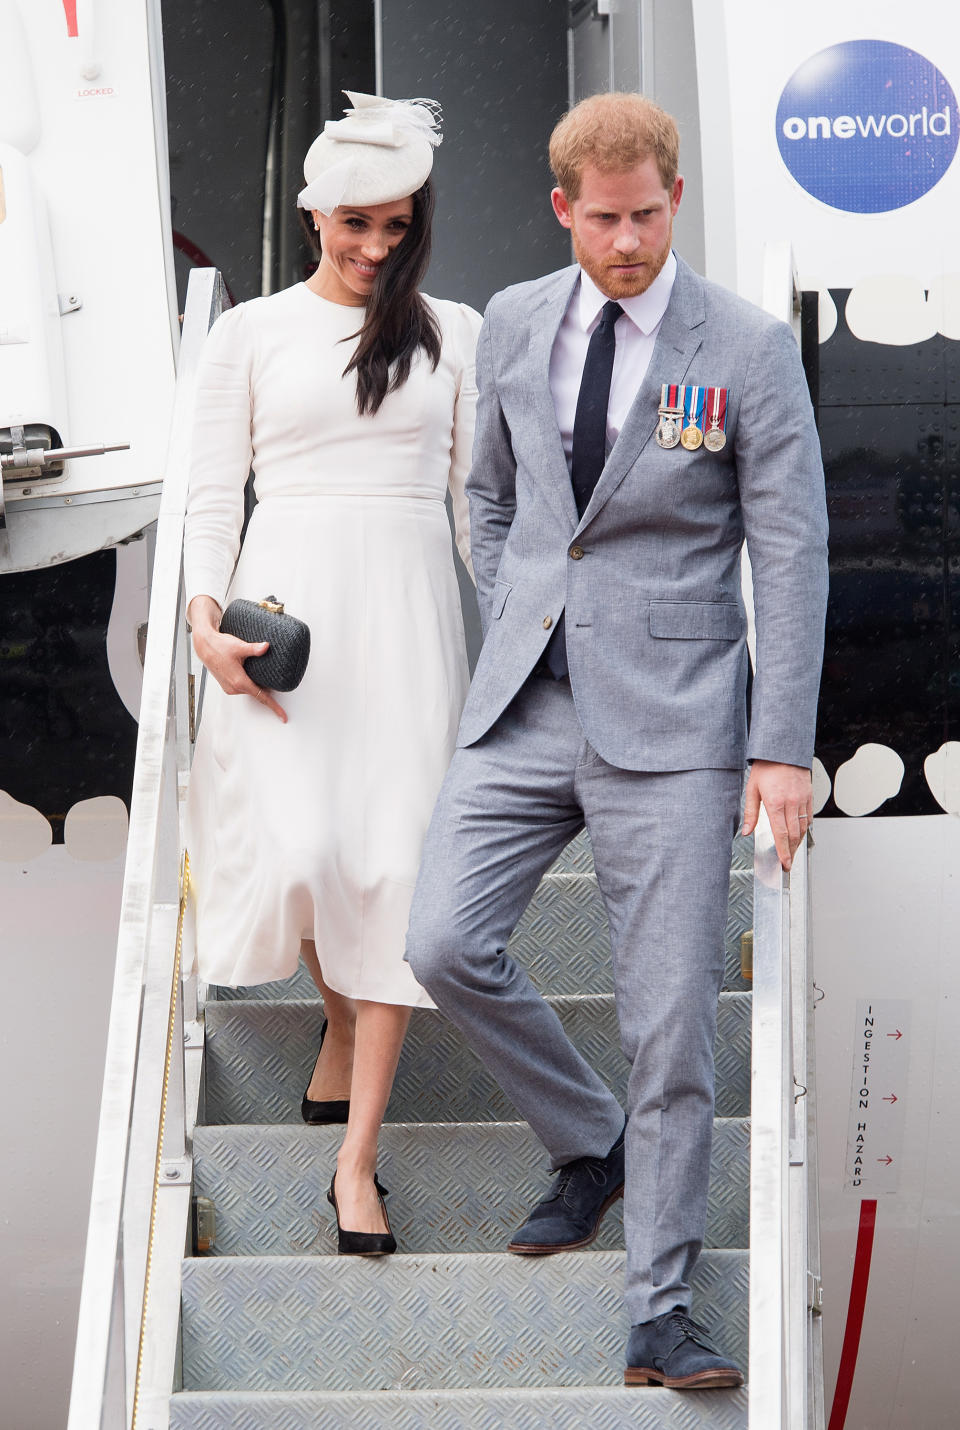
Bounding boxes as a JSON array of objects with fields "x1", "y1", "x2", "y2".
[{"x1": 67, "y1": 267, "x2": 823, "y2": 1430}]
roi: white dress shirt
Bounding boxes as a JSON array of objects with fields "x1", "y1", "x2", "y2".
[{"x1": 549, "y1": 250, "x2": 677, "y2": 472}]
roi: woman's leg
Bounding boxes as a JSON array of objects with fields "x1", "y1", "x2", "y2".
[
  {"x1": 333, "y1": 1000, "x2": 411, "y2": 1233},
  {"x1": 301, "y1": 938, "x2": 356, "y2": 1101}
]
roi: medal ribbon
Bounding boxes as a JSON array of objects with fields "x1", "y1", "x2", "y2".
[
  {"x1": 706, "y1": 386, "x2": 727, "y2": 436},
  {"x1": 683, "y1": 385, "x2": 705, "y2": 435}
]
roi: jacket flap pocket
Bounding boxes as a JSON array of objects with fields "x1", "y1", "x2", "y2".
[
  {"x1": 492, "y1": 580, "x2": 512, "y2": 620},
  {"x1": 649, "y1": 600, "x2": 745, "y2": 641}
]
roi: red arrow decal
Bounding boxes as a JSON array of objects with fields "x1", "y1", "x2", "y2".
[
  {"x1": 877, "y1": 1155, "x2": 893, "y2": 1166},
  {"x1": 886, "y1": 1030, "x2": 902, "y2": 1040},
  {"x1": 882, "y1": 1094, "x2": 898, "y2": 1104},
  {"x1": 62, "y1": 1, "x2": 78, "y2": 37}
]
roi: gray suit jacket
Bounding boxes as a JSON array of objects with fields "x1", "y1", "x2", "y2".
[{"x1": 458, "y1": 255, "x2": 829, "y2": 772}]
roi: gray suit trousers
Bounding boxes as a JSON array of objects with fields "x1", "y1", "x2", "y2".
[{"x1": 405, "y1": 672, "x2": 742, "y2": 1324}]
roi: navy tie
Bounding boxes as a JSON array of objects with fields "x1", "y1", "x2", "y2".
[
  {"x1": 571, "y1": 298, "x2": 624, "y2": 516},
  {"x1": 545, "y1": 299, "x2": 624, "y2": 679}
]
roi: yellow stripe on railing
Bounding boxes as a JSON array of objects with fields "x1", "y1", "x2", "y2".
[{"x1": 131, "y1": 853, "x2": 190, "y2": 1430}]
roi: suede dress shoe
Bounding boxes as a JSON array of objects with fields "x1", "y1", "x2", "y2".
[
  {"x1": 301, "y1": 1018, "x2": 350, "y2": 1125},
  {"x1": 624, "y1": 1308, "x2": 744, "y2": 1389},
  {"x1": 508, "y1": 1127, "x2": 625, "y2": 1254}
]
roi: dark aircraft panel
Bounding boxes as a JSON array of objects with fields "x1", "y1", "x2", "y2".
[
  {"x1": 164, "y1": 1, "x2": 375, "y2": 305},
  {"x1": 809, "y1": 289, "x2": 958, "y2": 815},
  {"x1": 0, "y1": 550, "x2": 138, "y2": 841}
]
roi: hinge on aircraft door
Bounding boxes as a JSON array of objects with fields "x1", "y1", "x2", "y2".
[{"x1": 808, "y1": 1273, "x2": 823, "y2": 1314}]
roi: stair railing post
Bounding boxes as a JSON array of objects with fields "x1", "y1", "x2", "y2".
[{"x1": 749, "y1": 809, "x2": 790, "y2": 1426}]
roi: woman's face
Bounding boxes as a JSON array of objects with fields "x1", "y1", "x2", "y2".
[{"x1": 311, "y1": 197, "x2": 415, "y2": 305}]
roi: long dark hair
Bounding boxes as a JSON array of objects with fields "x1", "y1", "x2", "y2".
[{"x1": 299, "y1": 180, "x2": 441, "y2": 416}]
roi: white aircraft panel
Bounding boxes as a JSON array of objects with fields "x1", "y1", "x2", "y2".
[{"x1": 1, "y1": 0, "x2": 176, "y2": 565}]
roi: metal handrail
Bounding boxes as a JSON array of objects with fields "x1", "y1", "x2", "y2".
[
  {"x1": 747, "y1": 818, "x2": 821, "y2": 1430},
  {"x1": 67, "y1": 268, "x2": 224, "y2": 1430}
]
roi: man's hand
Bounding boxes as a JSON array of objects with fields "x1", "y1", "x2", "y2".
[{"x1": 741, "y1": 760, "x2": 813, "y2": 871}]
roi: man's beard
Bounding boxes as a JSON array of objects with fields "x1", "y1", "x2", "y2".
[{"x1": 571, "y1": 222, "x2": 673, "y2": 300}]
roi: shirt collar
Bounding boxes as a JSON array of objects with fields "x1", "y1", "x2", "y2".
[{"x1": 577, "y1": 249, "x2": 678, "y2": 336}]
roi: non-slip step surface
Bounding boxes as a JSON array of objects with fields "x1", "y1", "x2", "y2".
[
  {"x1": 212, "y1": 864, "x2": 753, "y2": 1003},
  {"x1": 203, "y1": 993, "x2": 751, "y2": 1126},
  {"x1": 192, "y1": 1118, "x2": 750, "y2": 1257},
  {"x1": 180, "y1": 1249, "x2": 748, "y2": 1394},
  {"x1": 170, "y1": 1385, "x2": 748, "y2": 1430}
]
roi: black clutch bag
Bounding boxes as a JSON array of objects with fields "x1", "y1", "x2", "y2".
[{"x1": 218, "y1": 595, "x2": 311, "y2": 692}]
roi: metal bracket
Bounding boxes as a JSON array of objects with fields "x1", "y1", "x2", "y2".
[
  {"x1": 807, "y1": 1272, "x2": 823, "y2": 1314},
  {"x1": 159, "y1": 1157, "x2": 192, "y2": 1186},
  {"x1": 183, "y1": 1020, "x2": 204, "y2": 1049},
  {"x1": 58, "y1": 292, "x2": 82, "y2": 315}
]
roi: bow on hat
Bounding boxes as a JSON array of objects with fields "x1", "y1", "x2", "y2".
[{"x1": 297, "y1": 91, "x2": 442, "y2": 216}]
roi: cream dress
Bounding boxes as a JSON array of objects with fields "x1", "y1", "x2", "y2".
[{"x1": 183, "y1": 283, "x2": 480, "y2": 1005}]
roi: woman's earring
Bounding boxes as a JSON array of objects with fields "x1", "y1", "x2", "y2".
[{"x1": 314, "y1": 220, "x2": 320, "y2": 231}]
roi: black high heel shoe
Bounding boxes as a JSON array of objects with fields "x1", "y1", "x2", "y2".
[
  {"x1": 327, "y1": 1171, "x2": 397, "y2": 1256},
  {"x1": 300, "y1": 1017, "x2": 351, "y2": 1125}
]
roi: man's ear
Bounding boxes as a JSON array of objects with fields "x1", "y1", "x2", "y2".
[
  {"x1": 551, "y1": 186, "x2": 573, "y2": 229},
  {"x1": 670, "y1": 175, "x2": 684, "y2": 217}
]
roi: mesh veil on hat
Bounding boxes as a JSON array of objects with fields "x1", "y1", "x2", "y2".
[{"x1": 297, "y1": 91, "x2": 442, "y2": 215}]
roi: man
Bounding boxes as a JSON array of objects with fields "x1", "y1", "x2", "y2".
[{"x1": 406, "y1": 92, "x2": 827, "y2": 1389}]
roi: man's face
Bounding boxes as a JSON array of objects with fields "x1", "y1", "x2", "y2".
[{"x1": 551, "y1": 157, "x2": 683, "y2": 300}]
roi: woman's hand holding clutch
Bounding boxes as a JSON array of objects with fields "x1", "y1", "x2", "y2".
[{"x1": 187, "y1": 595, "x2": 288, "y2": 723}]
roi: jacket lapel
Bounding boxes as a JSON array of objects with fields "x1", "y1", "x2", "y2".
[
  {"x1": 575, "y1": 257, "x2": 706, "y2": 532},
  {"x1": 522, "y1": 267, "x2": 580, "y2": 531}
]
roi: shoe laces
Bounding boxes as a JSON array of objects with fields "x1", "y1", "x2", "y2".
[
  {"x1": 547, "y1": 1155, "x2": 609, "y2": 1207},
  {"x1": 664, "y1": 1310, "x2": 714, "y2": 1349}
]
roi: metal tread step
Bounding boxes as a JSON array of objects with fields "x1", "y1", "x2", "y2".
[
  {"x1": 169, "y1": 1384, "x2": 748, "y2": 1429},
  {"x1": 192, "y1": 1118, "x2": 750, "y2": 1256},
  {"x1": 211, "y1": 865, "x2": 753, "y2": 1003},
  {"x1": 180, "y1": 1248, "x2": 748, "y2": 1393},
  {"x1": 203, "y1": 991, "x2": 751, "y2": 1125}
]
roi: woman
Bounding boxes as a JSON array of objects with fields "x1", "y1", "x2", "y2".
[{"x1": 184, "y1": 92, "x2": 479, "y2": 1254}]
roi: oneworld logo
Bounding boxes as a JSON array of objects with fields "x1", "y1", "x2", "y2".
[{"x1": 776, "y1": 39, "x2": 959, "y2": 213}]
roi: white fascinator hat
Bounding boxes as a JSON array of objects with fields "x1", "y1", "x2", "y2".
[{"x1": 297, "y1": 91, "x2": 442, "y2": 216}]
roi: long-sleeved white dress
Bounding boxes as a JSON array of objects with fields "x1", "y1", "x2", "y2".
[{"x1": 183, "y1": 282, "x2": 480, "y2": 1004}]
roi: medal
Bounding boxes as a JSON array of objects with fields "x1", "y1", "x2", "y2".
[
  {"x1": 656, "y1": 414, "x2": 682, "y2": 448},
  {"x1": 680, "y1": 385, "x2": 703, "y2": 450},
  {"x1": 704, "y1": 385, "x2": 727, "y2": 452},
  {"x1": 656, "y1": 383, "x2": 683, "y2": 449}
]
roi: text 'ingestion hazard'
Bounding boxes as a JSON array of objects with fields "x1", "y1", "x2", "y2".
[{"x1": 844, "y1": 997, "x2": 910, "y2": 1195}]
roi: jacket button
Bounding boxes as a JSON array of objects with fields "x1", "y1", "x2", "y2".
[
  {"x1": 542, "y1": 615, "x2": 553, "y2": 629},
  {"x1": 569, "y1": 546, "x2": 584, "y2": 560}
]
